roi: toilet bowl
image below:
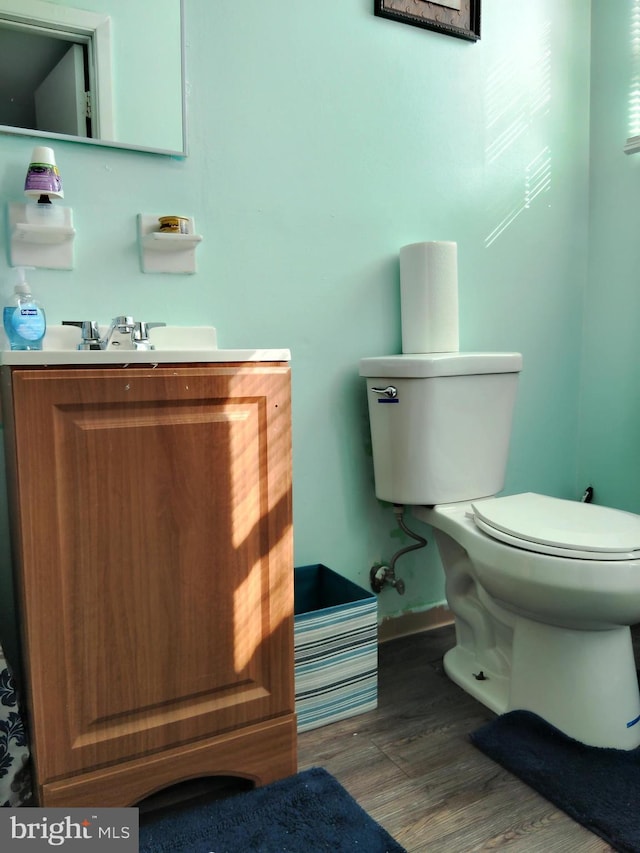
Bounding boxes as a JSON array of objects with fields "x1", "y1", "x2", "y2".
[
  {"x1": 359, "y1": 352, "x2": 640, "y2": 749},
  {"x1": 415, "y1": 493, "x2": 640, "y2": 749}
]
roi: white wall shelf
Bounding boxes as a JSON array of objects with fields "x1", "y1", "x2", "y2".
[
  {"x1": 8, "y1": 203, "x2": 76, "y2": 269},
  {"x1": 625, "y1": 135, "x2": 640, "y2": 154},
  {"x1": 137, "y1": 214, "x2": 203, "y2": 273}
]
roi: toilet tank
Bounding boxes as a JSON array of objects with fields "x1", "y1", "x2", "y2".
[{"x1": 359, "y1": 352, "x2": 522, "y2": 505}]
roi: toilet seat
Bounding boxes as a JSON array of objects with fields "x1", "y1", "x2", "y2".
[{"x1": 470, "y1": 492, "x2": 640, "y2": 561}]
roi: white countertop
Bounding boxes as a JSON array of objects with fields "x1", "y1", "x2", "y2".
[{"x1": 1, "y1": 325, "x2": 291, "y2": 366}]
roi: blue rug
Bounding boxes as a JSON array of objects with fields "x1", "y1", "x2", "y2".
[
  {"x1": 139, "y1": 766, "x2": 406, "y2": 853},
  {"x1": 471, "y1": 710, "x2": 640, "y2": 853}
]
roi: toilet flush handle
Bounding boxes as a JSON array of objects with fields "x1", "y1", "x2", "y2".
[{"x1": 370, "y1": 385, "x2": 397, "y2": 399}]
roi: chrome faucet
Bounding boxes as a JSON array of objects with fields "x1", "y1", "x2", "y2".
[
  {"x1": 104, "y1": 315, "x2": 136, "y2": 349},
  {"x1": 63, "y1": 317, "x2": 166, "y2": 351},
  {"x1": 62, "y1": 320, "x2": 102, "y2": 350}
]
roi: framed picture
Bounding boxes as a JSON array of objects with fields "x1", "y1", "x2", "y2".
[{"x1": 374, "y1": 1, "x2": 481, "y2": 42}]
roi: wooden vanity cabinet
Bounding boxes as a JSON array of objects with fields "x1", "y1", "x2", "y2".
[{"x1": 1, "y1": 362, "x2": 296, "y2": 806}]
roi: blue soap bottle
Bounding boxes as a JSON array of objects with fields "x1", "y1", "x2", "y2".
[{"x1": 3, "y1": 267, "x2": 46, "y2": 351}]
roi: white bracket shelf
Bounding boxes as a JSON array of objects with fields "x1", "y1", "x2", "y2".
[
  {"x1": 8, "y1": 203, "x2": 76, "y2": 269},
  {"x1": 625, "y1": 135, "x2": 640, "y2": 155},
  {"x1": 624, "y1": 136, "x2": 640, "y2": 154},
  {"x1": 138, "y1": 214, "x2": 203, "y2": 273}
]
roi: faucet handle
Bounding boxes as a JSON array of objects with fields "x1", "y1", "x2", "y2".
[
  {"x1": 134, "y1": 321, "x2": 166, "y2": 341},
  {"x1": 133, "y1": 321, "x2": 166, "y2": 350},
  {"x1": 133, "y1": 320, "x2": 167, "y2": 341},
  {"x1": 62, "y1": 320, "x2": 102, "y2": 350}
]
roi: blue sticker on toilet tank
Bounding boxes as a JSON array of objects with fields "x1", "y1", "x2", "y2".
[{"x1": 377, "y1": 398, "x2": 399, "y2": 404}]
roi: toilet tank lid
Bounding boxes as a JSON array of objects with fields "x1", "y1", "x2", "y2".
[{"x1": 359, "y1": 352, "x2": 522, "y2": 378}]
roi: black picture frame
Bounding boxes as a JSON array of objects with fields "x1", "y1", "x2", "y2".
[{"x1": 374, "y1": 1, "x2": 481, "y2": 42}]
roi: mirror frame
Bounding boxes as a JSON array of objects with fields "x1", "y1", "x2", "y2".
[{"x1": 0, "y1": 0, "x2": 187, "y2": 157}]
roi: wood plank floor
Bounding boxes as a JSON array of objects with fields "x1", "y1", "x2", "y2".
[{"x1": 297, "y1": 624, "x2": 620, "y2": 853}]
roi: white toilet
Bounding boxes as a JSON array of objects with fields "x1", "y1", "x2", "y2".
[{"x1": 360, "y1": 351, "x2": 640, "y2": 749}]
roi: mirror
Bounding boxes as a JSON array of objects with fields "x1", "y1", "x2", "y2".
[{"x1": 0, "y1": 0, "x2": 186, "y2": 156}]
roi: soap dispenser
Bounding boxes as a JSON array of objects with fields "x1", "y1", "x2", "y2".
[{"x1": 3, "y1": 267, "x2": 46, "y2": 351}]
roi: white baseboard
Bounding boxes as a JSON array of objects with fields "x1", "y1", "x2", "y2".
[{"x1": 378, "y1": 604, "x2": 453, "y2": 644}]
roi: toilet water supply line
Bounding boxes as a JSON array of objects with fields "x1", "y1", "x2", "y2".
[
  {"x1": 370, "y1": 488, "x2": 594, "y2": 596},
  {"x1": 370, "y1": 505, "x2": 427, "y2": 595}
]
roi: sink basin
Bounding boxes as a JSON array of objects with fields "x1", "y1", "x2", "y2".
[{"x1": 1, "y1": 325, "x2": 291, "y2": 365}]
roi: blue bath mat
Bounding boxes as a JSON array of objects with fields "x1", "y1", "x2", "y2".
[
  {"x1": 471, "y1": 710, "x2": 640, "y2": 852},
  {"x1": 139, "y1": 766, "x2": 406, "y2": 853}
]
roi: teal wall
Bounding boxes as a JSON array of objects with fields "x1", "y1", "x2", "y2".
[
  {"x1": 577, "y1": 0, "x2": 640, "y2": 513},
  {"x1": 0, "y1": 0, "x2": 593, "y2": 663}
]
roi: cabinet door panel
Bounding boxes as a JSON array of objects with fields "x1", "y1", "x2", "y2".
[{"x1": 9, "y1": 365, "x2": 293, "y2": 783}]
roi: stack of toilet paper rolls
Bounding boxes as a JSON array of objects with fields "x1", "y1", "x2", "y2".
[{"x1": 399, "y1": 241, "x2": 459, "y2": 353}]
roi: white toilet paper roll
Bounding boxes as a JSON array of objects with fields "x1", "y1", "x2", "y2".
[{"x1": 399, "y1": 241, "x2": 459, "y2": 353}]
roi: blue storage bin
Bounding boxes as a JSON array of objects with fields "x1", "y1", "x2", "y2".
[{"x1": 294, "y1": 564, "x2": 378, "y2": 733}]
